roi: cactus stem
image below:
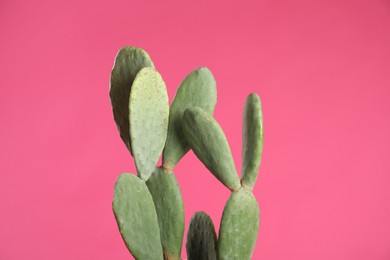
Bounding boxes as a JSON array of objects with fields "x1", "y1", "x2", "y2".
[
  {"x1": 163, "y1": 251, "x2": 180, "y2": 260},
  {"x1": 240, "y1": 180, "x2": 253, "y2": 191},
  {"x1": 231, "y1": 185, "x2": 241, "y2": 192},
  {"x1": 162, "y1": 163, "x2": 174, "y2": 173}
]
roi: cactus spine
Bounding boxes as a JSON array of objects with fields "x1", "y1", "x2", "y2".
[{"x1": 109, "y1": 46, "x2": 264, "y2": 260}]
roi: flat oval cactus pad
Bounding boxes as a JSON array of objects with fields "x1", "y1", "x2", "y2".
[
  {"x1": 218, "y1": 188, "x2": 260, "y2": 260},
  {"x1": 182, "y1": 107, "x2": 240, "y2": 191},
  {"x1": 186, "y1": 211, "x2": 217, "y2": 260},
  {"x1": 109, "y1": 46, "x2": 154, "y2": 154},
  {"x1": 129, "y1": 67, "x2": 169, "y2": 181},
  {"x1": 112, "y1": 173, "x2": 163, "y2": 260},
  {"x1": 146, "y1": 167, "x2": 184, "y2": 260}
]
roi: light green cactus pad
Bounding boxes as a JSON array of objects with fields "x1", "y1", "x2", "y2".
[
  {"x1": 109, "y1": 46, "x2": 154, "y2": 153},
  {"x1": 217, "y1": 188, "x2": 260, "y2": 260},
  {"x1": 186, "y1": 211, "x2": 218, "y2": 260},
  {"x1": 162, "y1": 67, "x2": 217, "y2": 168},
  {"x1": 112, "y1": 173, "x2": 163, "y2": 260},
  {"x1": 129, "y1": 67, "x2": 169, "y2": 180},
  {"x1": 146, "y1": 167, "x2": 184, "y2": 260},
  {"x1": 241, "y1": 93, "x2": 263, "y2": 189},
  {"x1": 182, "y1": 107, "x2": 240, "y2": 191}
]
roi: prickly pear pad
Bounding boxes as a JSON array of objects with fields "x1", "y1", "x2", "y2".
[
  {"x1": 129, "y1": 67, "x2": 169, "y2": 181},
  {"x1": 218, "y1": 188, "x2": 260, "y2": 260},
  {"x1": 146, "y1": 167, "x2": 184, "y2": 259},
  {"x1": 110, "y1": 46, "x2": 154, "y2": 153},
  {"x1": 182, "y1": 107, "x2": 240, "y2": 191},
  {"x1": 241, "y1": 93, "x2": 264, "y2": 189},
  {"x1": 112, "y1": 173, "x2": 163, "y2": 260},
  {"x1": 186, "y1": 211, "x2": 218, "y2": 260},
  {"x1": 163, "y1": 67, "x2": 217, "y2": 167}
]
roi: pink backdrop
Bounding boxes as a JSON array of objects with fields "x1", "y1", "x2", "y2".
[{"x1": 1, "y1": 0, "x2": 390, "y2": 259}]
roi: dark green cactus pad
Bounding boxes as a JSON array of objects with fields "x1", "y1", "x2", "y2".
[
  {"x1": 162, "y1": 67, "x2": 217, "y2": 168},
  {"x1": 186, "y1": 211, "x2": 218, "y2": 260},
  {"x1": 146, "y1": 167, "x2": 184, "y2": 260},
  {"x1": 217, "y1": 188, "x2": 260, "y2": 260},
  {"x1": 241, "y1": 93, "x2": 264, "y2": 189},
  {"x1": 112, "y1": 173, "x2": 163, "y2": 260},
  {"x1": 109, "y1": 46, "x2": 154, "y2": 153},
  {"x1": 129, "y1": 67, "x2": 169, "y2": 180},
  {"x1": 182, "y1": 107, "x2": 240, "y2": 191}
]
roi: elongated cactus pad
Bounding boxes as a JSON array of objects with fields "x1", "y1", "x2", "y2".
[
  {"x1": 217, "y1": 188, "x2": 260, "y2": 260},
  {"x1": 182, "y1": 107, "x2": 240, "y2": 191},
  {"x1": 241, "y1": 93, "x2": 263, "y2": 189},
  {"x1": 186, "y1": 211, "x2": 218, "y2": 260},
  {"x1": 129, "y1": 67, "x2": 169, "y2": 180},
  {"x1": 109, "y1": 46, "x2": 154, "y2": 153},
  {"x1": 162, "y1": 67, "x2": 217, "y2": 168},
  {"x1": 146, "y1": 167, "x2": 184, "y2": 260},
  {"x1": 112, "y1": 173, "x2": 163, "y2": 260}
]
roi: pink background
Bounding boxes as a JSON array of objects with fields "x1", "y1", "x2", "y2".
[{"x1": 1, "y1": 0, "x2": 390, "y2": 259}]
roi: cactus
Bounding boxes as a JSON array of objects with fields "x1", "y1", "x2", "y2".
[
  {"x1": 129, "y1": 67, "x2": 169, "y2": 180},
  {"x1": 186, "y1": 212, "x2": 218, "y2": 260},
  {"x1": 162, "y1": 67, "x2": 217, "y2": 168},
  {"x1": 241, "y1": 93, "x2": 264, "y2": 190},
  {"x1": 110, "y1": 47, "x2": 154, "y2": 154},
  {"x1": 146, "y1": 167, "x2": 184, "y2": 260},
  {"x1": 112, "y1": 173, "x2": 163, "y2": 260},
  {"x1": 181, "y1": 107, "x2": 240, "y2": 191},
  {"x1": 217, "y1": 188, "x2": 260, "y2": 260},
  {"x1": 109, "y1": 46, "x2": 264, "y2": 260}
]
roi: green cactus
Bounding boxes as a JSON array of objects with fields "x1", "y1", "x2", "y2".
[
  {"x1": 110, "y1": 46, "x2": 154, "y2": 154},
  {"x1": 186, "y1": 212, "x2": 218, "y2": 260},
  {"x1": 217, "y1": 188, "x2": 260, "y2": 260},
  {"x1": 162, "y1": 67, "x2": 217, "y2": 168},
  {"x1": 182, "y1": 107, "x2": 240, "y2": 191},
  {"x1": 146, "y1": 167, "x2": 184, "y2": 260},
  {"x1": 112, "y1": 173, "x2": 163, "y2": 260},
  {"x1": 109, "y1": 46, "x2": 264, "y2": 260},
  {"x1": 129, "y1": 67, "x2": 169, "y2": 180},
  {"x1": 241, "y1": 93, "x2": 263, "y2": 189}
]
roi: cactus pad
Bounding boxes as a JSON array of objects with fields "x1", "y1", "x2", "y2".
[
  {"x1": 241, "y1": 93, "x2": 263, "y2": 189},
  {"x1": 162, "y1": 67, "x2": 217, "y2": 168},
  {"x1": 217, "y1": 188, "x2": 260, "y2": 260},
  {"x1": 186, "y1": 211, "x2": 218, "y2": 260},
  {"x1": 109, "y1": 46, "x2": 154, "y2": 153},
  {"x1": 129, "y1": 67, "x2": 169, "y2": 180},
  {"x1": 182, "y1": 107, "x2": 240, "y2": 191},
  {"x1": 146, "y1": 167, "x2": 184, "y2": 260},
  {"x1": 112, "y1": 173, "x2": 163, "y2": 260}
]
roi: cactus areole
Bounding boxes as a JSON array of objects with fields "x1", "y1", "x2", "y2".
[{"x1": 109, "y1": 46, "x2": 264, "y2": 260}]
